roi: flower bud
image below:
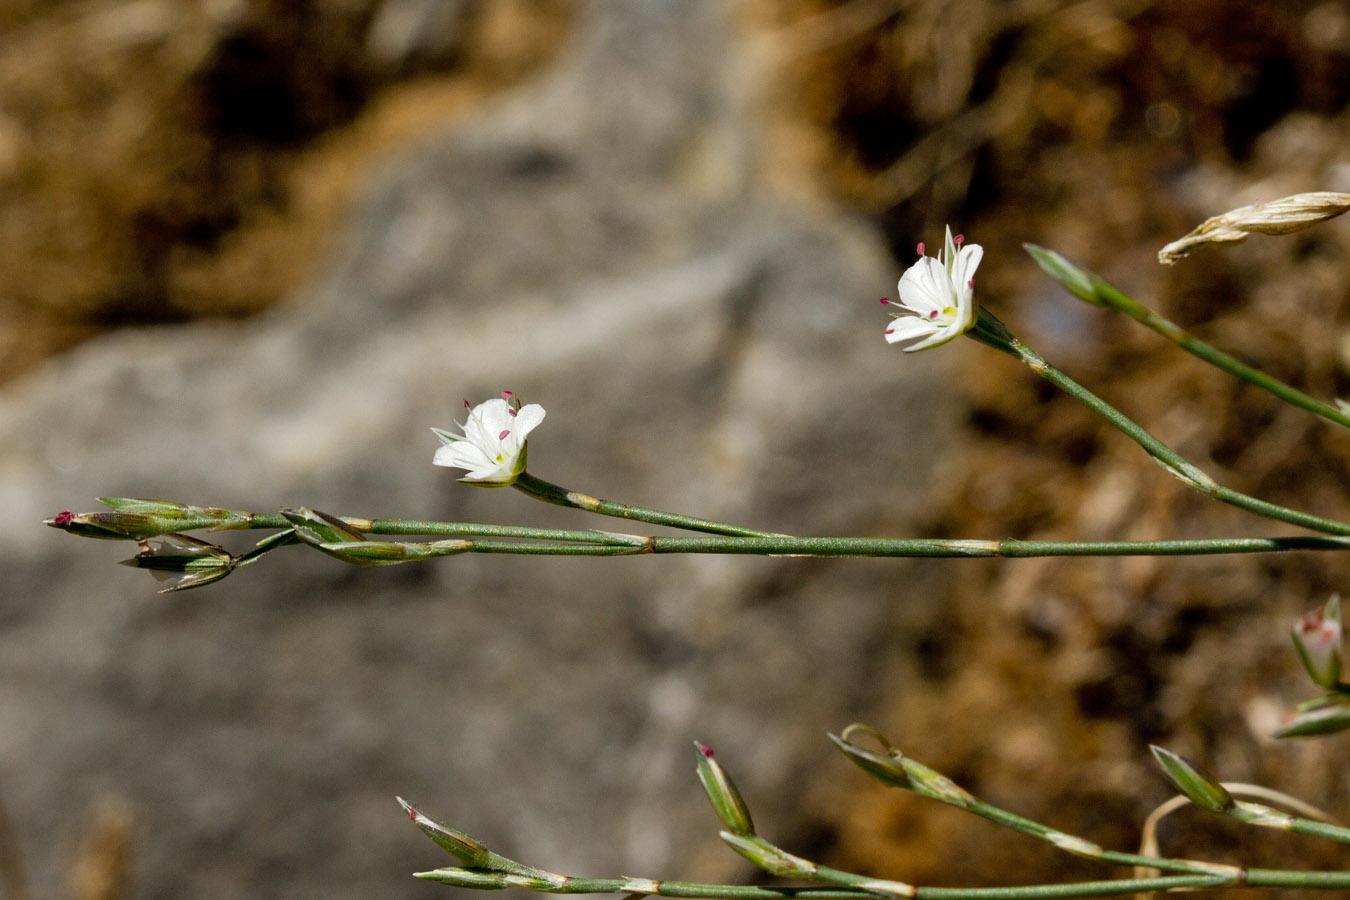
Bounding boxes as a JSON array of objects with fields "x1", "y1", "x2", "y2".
[
  {"x1": 828, "y1": 731, "x2": 911, "y2": 789},
  {"x1": 98, "y1": 498, "x2": 255, "y2": 530},
  {"x1": 1023, "y1": 245, "x2": 1101, "y2": 305},
  {"x1": 896, "y1": 756, "x2": 975, "y2": 808},
  {"x1": 718, "y1": 832, "x2": 816, "y2": 878},
  {"x1": 1149, "y1": 746, "x2": 1234, "y2": 813},
  {"x1": 316, "y1": 539, "x2": 472, "y2": 566},
  {"x1": 119, "y1": 534, "x2": 236, "y2": 592},
  {"x1": 693, "y1": 743, "x2": 754, "y2": 836},
  {"x1": 280, "y1": 507, "x2": 368, "y2": 546},
  {"x1": 397, "y1": 798, "x2": 491, "y2": 867},
  {"x1": 1274, "y1": 694, "x2": 1350, "y2": 738},
  {"x1": 413, "y1": 868, "x2": 507, "y2": 888},
  {"x1": 46, "y1": 510, "x2": 162, "y2": 540},
  {"x1": 1293, "y1": 595, "x2": 1343, "y2": 690}
]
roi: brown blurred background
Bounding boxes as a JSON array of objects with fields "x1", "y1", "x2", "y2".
[{"x1": 3, "y1": 1, "x2": 1350, "y2": 898}]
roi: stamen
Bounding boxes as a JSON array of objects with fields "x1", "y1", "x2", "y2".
[
  {"x1": 508, "y1": 408, "x2": 517, "y2": 417},
  {"x1": 916, "y1": 242, "x2": 926, "y2": 256},
  {"x1": 498, "y1": 430, "x2": 511, "y2": 441},
  {"x1": 968, "y1": 279, "x2": 975, "y2": 289},
  {"x1": 501, "y1": 390, "x2": 514, "y2": 399},
  {"x1": 54, "y1": 510, "x2": 74, "y2": 525},
  {"x1": 463, "y1": 399, "x2": 471, "y2": 409},
  {"x1": 928, "y1": 309, "x2": 939, "y2": 319},
  {"x1": 954, "y1": 234, "x2": 965, "y2": 247},
  {"x1": 880, "y1": 297, "x2": 892, "y2": 305}
]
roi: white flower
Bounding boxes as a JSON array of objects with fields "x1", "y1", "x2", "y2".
[
  {"x1": 431, "y1": 392, "x2": 545, "y2": 485},
  {"x1": 881, "y1": 226, "x2": 982, "y2": 352}
]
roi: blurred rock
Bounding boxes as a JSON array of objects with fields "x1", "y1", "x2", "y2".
[
  {"x1": 1, "y1": 3, "x2": 954, "y2": 899},
  {"x1": 0, "y1": 0, "x2": 573, "y2": 381}
]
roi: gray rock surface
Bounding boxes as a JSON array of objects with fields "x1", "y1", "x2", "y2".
[{"x1": 1, "y1": 2, "x2": 960, "y2": 897}]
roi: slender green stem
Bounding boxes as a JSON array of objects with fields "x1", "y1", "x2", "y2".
[
  {"x1": 317, "y1": 534, "x2": 1350, "y2": 560},
  {"x1": 271, "y1": 514, "x2": 639, "y2": 545},
  {"x1": 47, "y1": 507, "x2": 1350, "y2": 558},
  {"x1": 1245, "y1": 869, "x2": 1350, "y2": 889},
  {"x1": 969, "y1": 309, "x2": 1350, "y2": 536},
  {"x1": 636, "y1": 535, "x2": 1350, "y2": 557},
  {"x1": 414, "y1": 869, "x2": 1235, "y2": 899},
  {"x1": 1025, "y1": 245, "x2": 1350, "y2": 429},
  {"x1": 513, "y1": 473, "x2": 777, "y2": 537},
  {"x1": 1286, "y1": 817, "x2": 1350, "y2": 844}
]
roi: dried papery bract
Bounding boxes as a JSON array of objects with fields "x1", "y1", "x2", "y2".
[{"x1": 1158, "y1": 191, "x2": 1350, "y2": 264}]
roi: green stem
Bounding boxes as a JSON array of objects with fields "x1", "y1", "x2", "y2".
[
  {"x1": 513, "y1": 473, "x2": 777, "y2": 537},
  {"x1": 636, "y1": 535, "x2": 1350, "y2": 557},
  {"x1": 1024, "y1": 245, "x2": 1350, "y2": 429},
  {"x1": 1286, "y1": 818, "x2": 1350, "y2": 844},
  {"x1": 1244, "y1": 869, "x2": 1350, "y2": 889},
  {"x1": 311, "y1": 534, "x2": 1350, "y2": 560},
  {"x1": 969, "y1": 309, "x2": 1350, "y2": 536},
  {"x1": 48, "y1": 508, "x2": 1350, "y2": 558},
  {"x1": 414, "y1": 869, "x2": 1234, "y2": 899},
  {"x1": 269, "y1": 514, "x2": 639, "y2": 545}
]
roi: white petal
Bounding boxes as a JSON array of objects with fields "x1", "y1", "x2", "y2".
[
  {"x1": 462, "y1": 398, "x2": 512, "y2": 447},
  {"x1": 897, "y1": 257, "x2": 952, "y2": 315},
  {"x1": 460, "y1": 462, "x2": 516, "y2": 483},
  {"x1": 903, "y1": 319, "x2": 966, "y2": 352},
  {"x1": 884, "y1": 316, "x2": 941, "y2": 346},
  {"x1": 433, "y1": 442, "x2": 496, "y2": 471},
  {"x1": 950, "y1": 243, "x2": 983, "y2": 296},
  {"x1": 511, "y1": 404, "x2": 546, "y2": 441}
]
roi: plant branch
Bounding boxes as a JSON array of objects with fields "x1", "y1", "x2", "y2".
[{"x1": 968, "y1": 309, "x2": 1350, "y2": 536}]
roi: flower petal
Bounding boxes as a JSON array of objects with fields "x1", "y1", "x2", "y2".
[
  {"x1": 950, "y1": 243, "x2": 983, "y2": 298},
  {"x1": 902, "y1": 319, "x2": 966, "y2": 352},
  {"x1": 511, "y1": 404, "x2": 546, "y2": 441},
  {"x1": 884, "y1": 316, "x2": 941, "y2": 346},
  {"x1": 897, "y1": 256, "x2": 953, "y2": 316},
  {"x1": 433, "y1": 441, "x2": 495, "y2": 471}
]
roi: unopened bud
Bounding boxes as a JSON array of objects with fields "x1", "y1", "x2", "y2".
[
  {"x1": 828, "y1": 732, "x2": 911, "y2": 790},
  {"x1": 316, "y1": 538, "x2": 473, "y2": 567},
  {"x1": 896, "y1": 756, "x2": 975, "y2": 808},
  {"x1": 414, "y1": 868, "x2": 508, "y2": 888},
  {"x1": 1275, "y1": 694, "x2": 1350, "y2": 738},
  {"x1": 719, "y1": 832, "x2": 816, "y2": 878},
  {"x1": 1293, "y1": 595, "x2": 1343, "y2": 690},
  {"x1": 693, "y1": 743, "x2": 754, "y2": 836},
  {"x1": 1149, "y1": 747, "x2": 1234, "y2": 813},
  {"x1": 281, "y1": 507, "x2": 369, "y2": 546},
  {"x1": 1159, "y1": 192, "x2": 1350, "y2": 264},
  {"x1": 98, "y1": 498, "x2": 256, "y2": 530},
  {"x1": 46, "y1": 510, "x2": 162, "y2": 540},
  {"x1": 119, "y1": 534, "x2": 236, "y2": 592},
  {"x1": 397, "y1": 798, "x2": 491, "y2": 867},
  {"x1": 1023, "y1": 245, "x2": 1101, "y2": 305}
]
